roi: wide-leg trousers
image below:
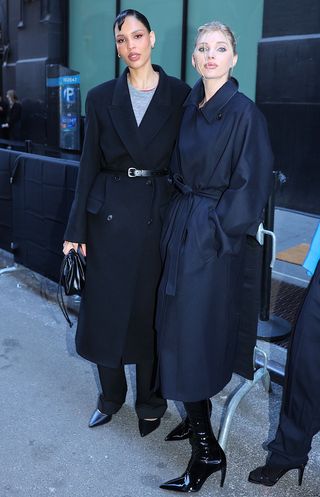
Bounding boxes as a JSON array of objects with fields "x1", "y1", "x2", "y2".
[
  {"x1": 268, "y1": 259, "x2": 320, "y2": 466},
  {"x1": 97, "y1": 360, "x2": 167, "y2": 419}
]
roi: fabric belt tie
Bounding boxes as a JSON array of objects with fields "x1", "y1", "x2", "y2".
[
  {"x1": 103, "y1": 167, "x2": 168, "y2": 178},
  {"x1": 162, "y1": 173, "x2": 223, "y2": 297}
]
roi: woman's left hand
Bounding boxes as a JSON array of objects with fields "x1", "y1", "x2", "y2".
[{"x1": 63, "y1": 241, "x2": 87, "y2": 257}]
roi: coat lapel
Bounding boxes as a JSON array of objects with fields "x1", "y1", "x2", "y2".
[
  {"x1": 108, "y1": 66, "x2": 174, "y2": 167},
  {"x1": 183, "y1": 79, "x2": 239, "y2": 174},
  {"x1": 138, "y1": 65, "x2": 173, "y2": 146},
  {"x1": 183, "y1": 78, "x2": 239, "y2": 123},
  {"x1": 107, "y1": 70, "x2": 145, "y2": 166}
]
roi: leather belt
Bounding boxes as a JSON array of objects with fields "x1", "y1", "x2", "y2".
[{"x1": 103, "y1": 167, "x2": 168, "y2": 178}]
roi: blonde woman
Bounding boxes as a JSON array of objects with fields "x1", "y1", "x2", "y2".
[{"x1": 156, "y1": 21, "x2": 273, "y2": 491}]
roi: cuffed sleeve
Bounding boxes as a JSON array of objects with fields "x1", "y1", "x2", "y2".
[{"x1": 209, "y1": 105, "x2": 274, "y2": 256}]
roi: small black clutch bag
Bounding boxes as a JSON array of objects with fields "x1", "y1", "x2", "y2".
[
  {"x1": 57, "y1": 248, "x2": 86, "y2": 327},
  {"x1": 61, "y1": 248, "x2": 86, "y2": 296}
]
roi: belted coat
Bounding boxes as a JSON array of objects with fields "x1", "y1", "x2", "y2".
[
  {"x1": 64, "y1": 66, "x2": 190, "y2": 367},
  {"x1": 156, "y1": 78, "x2": 274, "y2": 401}
]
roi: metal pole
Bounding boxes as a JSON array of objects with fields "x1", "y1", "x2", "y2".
[
  {"x1": 259, "y1": 171, "x2": 277, "y2": 321},
  {"x1": 25, "y1": 139, "x2": 32, "y2": 153},
  {"x1": 218, "y1": 347, "x2": 270, "y2": 450},
  {"x1": 180, "y1": 0, "x2": 189, "y2": 81},
  {"x1": 114, "y1": 0, "x2": 121, "y2": 78}
]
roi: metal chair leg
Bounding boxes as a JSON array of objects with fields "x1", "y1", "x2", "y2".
[
  {"x1": 254, "y1": 346, "x2": 271, "y2": 393},
  {"x1": 218, "y1": 346, "x2": 270, "y2": 450},
  {"x1": 0, "y1": 264, "x2": 20, "y2": 276}
]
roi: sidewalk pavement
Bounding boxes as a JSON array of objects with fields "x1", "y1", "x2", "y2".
[
  {"x1": 273, "y1": 207, "x2": 319, "y2": 286},
  {"x1": 0, "y1": 208, "x2": 319, "y2": 497}
]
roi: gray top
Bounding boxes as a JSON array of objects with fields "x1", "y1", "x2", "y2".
[{"x1": 128, "y1": 81, "x2": 157, "y2": 126}]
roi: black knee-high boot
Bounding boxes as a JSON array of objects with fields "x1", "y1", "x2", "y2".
[
  {"x1": 165, "y1": 399, "x2": 212, "y2": 442},
  {"x1": 160, "y1": 399, "x2": 226, "y2": 492}
]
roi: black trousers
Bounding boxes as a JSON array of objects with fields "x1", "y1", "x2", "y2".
[
  {"x1": 97, "y1": 360, "x2": 167, "y2": 419},
  {"x1": 268, "y1": 259, "x2": 320, "y2": 467}
]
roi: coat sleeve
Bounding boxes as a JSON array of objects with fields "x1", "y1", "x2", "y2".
[
  {"x1": 8, "y1": 102, "x2": 22, "y2": 126},
  {"x1": 64, "y1": 93, "x2": 101, "y2": 243},
  {"x1": 210, "y1": 104, "x2": 274, "y2": 257}
]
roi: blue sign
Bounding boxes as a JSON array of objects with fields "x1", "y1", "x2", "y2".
[
  {"x1": 61, "y1": 114, "x2": 78, "y2": 131},
  {"x1": 63, "y1": 87, "x2": 76, "y2": 104},
  {"x1": 47, "y1": 74, "x2": 81, "y2": 87}
]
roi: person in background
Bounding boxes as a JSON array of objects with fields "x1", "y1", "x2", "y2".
[
  {"x1": 63, "y1": 9, "x2": 190, "y2": 437},
  {"x1": 155, "y1": 21, "x2": 273, "y2": 492},
  {"x1": 0, "y1": 94, "x2": 9, "y2": 139},
  {"x1": 6, "y1": 89, "x2": 22, "y2": 140},
  {"x1": 248, "y1": 258, "x2": 320, "y2": 487}
]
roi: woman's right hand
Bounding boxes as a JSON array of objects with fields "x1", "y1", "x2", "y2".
[{"x1": 63, "y1": 241, "x2": 87, "y2": 257}]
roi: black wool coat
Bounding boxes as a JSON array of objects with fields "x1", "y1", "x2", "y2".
[
  {"x1": 156, "y1": 78, "x2": 274, "y2": 402},
  {"x1": 64, "y1": 65, "x2": 190, "y2": 367},
  {"x1": 8, "y1": 102, "x2": 22, "y2": 140}
]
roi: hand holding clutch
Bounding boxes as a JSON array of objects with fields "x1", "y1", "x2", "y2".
[{"x1": 57, "y1": 248, "x2": 86, "y2": 327}]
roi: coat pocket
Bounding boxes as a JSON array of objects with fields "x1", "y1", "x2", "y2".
[
  {"x1": 86, "y1": 173, "x2": 107, "y2": 214},
  {"x1": 86, "y1": 196, "x2": 104, "y2": 214},
  {"x1": 191, "y1": 205, "x2": 218, "y2": 264}
]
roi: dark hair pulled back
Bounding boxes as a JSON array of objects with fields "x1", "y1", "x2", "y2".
[{"x1": 113, "y1": 9, "x2": 151, "y2": 33}]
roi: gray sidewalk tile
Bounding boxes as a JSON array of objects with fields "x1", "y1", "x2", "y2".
[{"x1": 0, "y1": 235, "x2": 319, "y2": 497}]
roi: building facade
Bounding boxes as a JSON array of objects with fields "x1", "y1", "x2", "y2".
[{"x1": 0, "y1": 0, "x2": 319, "y2": 214}]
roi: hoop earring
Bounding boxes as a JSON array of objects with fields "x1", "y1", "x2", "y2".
[{"x1": 117, "y1": 53, "x2": 121, "y2": 58}]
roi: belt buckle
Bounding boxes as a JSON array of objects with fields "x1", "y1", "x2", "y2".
[{"x1": 128, "y1": 167, "x2": 142, "y2": 177}]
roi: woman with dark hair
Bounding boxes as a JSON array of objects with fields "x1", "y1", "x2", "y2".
[
  {"x1": 63, "y1": 9, "x2": 190, "y2": 437},
  {"x1": 0, "y1": 94, "x2": 9, "y2": 139},
  {"x1": 155, "y1": 21, "x2": 273, "y2": 491}
]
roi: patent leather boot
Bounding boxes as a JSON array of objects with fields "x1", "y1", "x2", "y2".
[
  {"x1": 160, "y1": 400, "x2": 226, "y2": 492},
  {"x1": 165, "y1": 399, "x2": 212, "y2": 442}
]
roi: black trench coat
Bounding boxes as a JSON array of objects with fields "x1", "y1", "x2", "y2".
[
  {"x1": 156, "y1": 78, "x2": 273, "y2": 402},
  {"x1": 64, "y1": 66, "x2": 190, "y2": 367}
]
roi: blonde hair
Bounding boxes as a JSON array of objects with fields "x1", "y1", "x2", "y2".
[{"x1": 195, "y1": 21, "x2": 237, "y2": 55}]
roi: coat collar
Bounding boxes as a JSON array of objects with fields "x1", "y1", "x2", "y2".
[
  {"x1": 108, "y1": 65, "x2": 173, "y2": 166},
  {"x1": 184, "y1": 77, "x2": 238, "y2": 123},
  {"x1": 111, "y1": 64, "x2": 171, "y2": 107}
]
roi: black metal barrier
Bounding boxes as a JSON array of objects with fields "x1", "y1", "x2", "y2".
[
  {"x1": 0, "y1": 149, "x2": 278, "y2": 319},
  {"x1": 0, "y1": 149, "x2": 21, "y2": 253},
  {"x1": 258, "y1": 171, "x2": 292, "y2": 342},
  {"x1": 1, "y1": 148, "x2": 290, "y2": 383},
  {"x1": 0, "y1": 148, "x2": 79, "y2": 282},
  {"x1": 260, "y1": 171, "x2": 277, "y2": 321},
  {"x1": 0, "y1": 138, "x2": 81, "y2": 161}
]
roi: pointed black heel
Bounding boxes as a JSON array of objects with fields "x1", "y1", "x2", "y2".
[
  {"x1": 165, "y1": 399, "x2": 212, "y2": 442},
  {"x1": 220, "y1": 460, "x2": 227, "y2": 487},
  {"x1": 160, "y1": 399, "x2": 226, "y2": 492},
  {"x1": 248, "y1": 463, "x2": 306, "y2": 487},
  {"x1": 138, "y1": 418, "x2": 161, "y2": 437},
  {"x1": 160, "y1": 450, "x2": 227, "y2": 492},
  {"x1": 88, "y1": 408, "x2": 112, "y2": 428},
  {"x1": 165, "y1": 417, "x2": 191, "y2": 441},
  {"x1": 298, "y1": 464, "x2": 305, "y2": 486}
]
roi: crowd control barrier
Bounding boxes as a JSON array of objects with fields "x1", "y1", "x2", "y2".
[
  {"x1": 0, "y1": 148, "x2": 79, "y2": 282},
  {"x1": 0, "y1": 149, "x2": 287, "y2": 449}
]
